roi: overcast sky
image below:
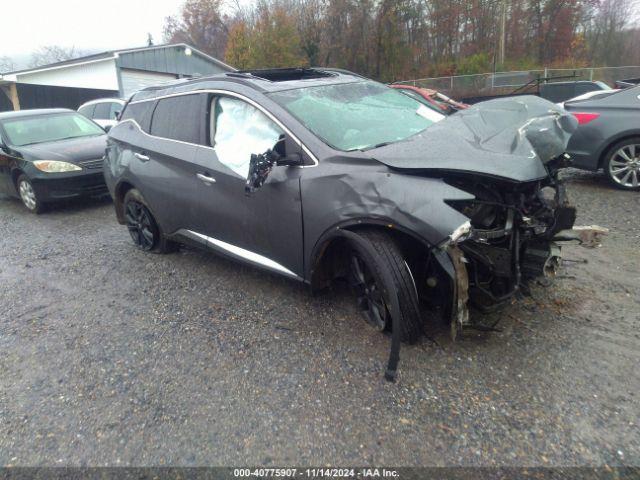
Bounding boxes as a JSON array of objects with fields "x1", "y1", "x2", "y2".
[{"x1": 0, "y1": 0, "x2": 190, "y2": 66}]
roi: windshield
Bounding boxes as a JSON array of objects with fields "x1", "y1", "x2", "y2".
[
  {"x1": 269, "y1": 81, "x2": 438, "y2": 151},
  {"x1": 1, "y1": 112, "x2": 104, "y2": 146}
]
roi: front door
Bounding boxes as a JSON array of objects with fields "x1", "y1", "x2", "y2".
[{"x1": 191, "y1": 94, "x2": 304, "y2": 279}]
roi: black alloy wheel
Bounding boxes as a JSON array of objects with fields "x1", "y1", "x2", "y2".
[
  {"x1": 350, "y1": 253, "x2": 390, "y2": 332},
  {"x1": 125, "y1": 200, "x2": 157, "y2": 251}
]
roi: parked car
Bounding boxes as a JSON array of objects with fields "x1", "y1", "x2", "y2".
[
  {"x1": 0, "y1": 109, "x2": 108, "y2": 213},
  {"x1": 78, "y1": 98, "x2": 125, "y2": 131},
  {"x1": 563, "y1": 86, "x2": 640, "y2": 190},
  {"x1": 538, "y1": 80, "x2": 611, "y2": 104},
  {"x1": 615, "y1": 78, "x2": 640, "y2": 89},
  {"x1": 390, "y1": 84, "x2": 469, "y2": 114},
  {"x1": 105, "y1": 68, "x2": 604, "y2": 351},
  {"x1": 556, "y1": 88, "x2": 619, "y2": 108}
]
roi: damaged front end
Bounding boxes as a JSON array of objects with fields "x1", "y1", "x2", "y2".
[
  {"x1": 379, "y1": 96, "x2": 611, "y2": 338},
  {"x1": 435, "y1": 160, "x2": 609, "y2": 339},
  {"x1": 438, "y1": 158, "x2": 603, "y2": 335}
]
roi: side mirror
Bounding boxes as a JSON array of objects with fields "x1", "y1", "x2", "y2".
[
  {"x1": 113, "y1": 111, "x2": 121, "y2": 120},
  {"x1": 0, "y1": 140, "x2": 10, "y2": 154},
  {"x1": 245, "y1": 150, "x2": 303, "y2": 196},
  {"x1": 245, "y1": 150, "x2": 277, "y2": 196},
  {"x1": 103, "y1": 125, "x2": 112, "y2": 133}
]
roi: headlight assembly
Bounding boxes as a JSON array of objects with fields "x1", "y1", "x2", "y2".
[{"x1": 33, "y1": 160, "x2": 82, "y2": 173}]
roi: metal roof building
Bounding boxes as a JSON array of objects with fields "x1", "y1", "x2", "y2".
[{"x1": 0, "y1": 43, "x2": 235, "y2": 111}]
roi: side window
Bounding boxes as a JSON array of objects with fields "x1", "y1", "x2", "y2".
[
  {"x1": 210, "y1": 96, "x2": 284, "y2": 178},
  {"x1": 150, "y1": 95, "x2": 202, "y2": 144},
  {"x1": 109, "y1": 102, "x2": 122, "y2": 120},
  {"x1": 120, "y1": 101, "x2": 154, "y2": 132},
  {"x1": 94, "y1": 102, "x2": 111, "y2": 120},
  {"x1": 78, "y1": 104, "x2": 95, "y2": 118}
]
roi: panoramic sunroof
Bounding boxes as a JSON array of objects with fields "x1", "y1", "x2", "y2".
[{"x1": 237, "y1": 68, "x2": 336, "y2": 82}]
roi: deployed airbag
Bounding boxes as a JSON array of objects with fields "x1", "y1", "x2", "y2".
[{"x1": 213, "y1": 97, "x2": 283, "y2": 178}]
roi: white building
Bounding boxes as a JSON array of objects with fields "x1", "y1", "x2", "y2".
[{"x1": 0, "y1": 43, "x2": 235, "y2": 111}]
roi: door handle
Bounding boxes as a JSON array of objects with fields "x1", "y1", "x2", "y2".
[
  {"x1": 197, "y1": 173, "x2": 216, "y2": 184},
  {"x1": 134, "y1": 152, "x2": 150, "y2": 162}
]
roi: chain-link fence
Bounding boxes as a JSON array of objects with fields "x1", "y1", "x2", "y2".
[{"x1": 396, "y1": 66, "x2": 640, "y2": 100}]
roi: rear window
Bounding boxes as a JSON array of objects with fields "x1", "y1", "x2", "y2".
[{"x1": 150, "y1": 94, "x2": 202, "y2": 144}]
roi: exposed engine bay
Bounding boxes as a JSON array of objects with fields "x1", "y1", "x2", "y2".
[{"x1": 429, "y1": 155, "x2": 608, "y2": 337}]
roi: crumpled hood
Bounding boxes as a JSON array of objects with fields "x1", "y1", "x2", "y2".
[
  {"x1": 17, "y1": 135, "x2": 107, "y2": 163},
  {"x1": 371, "y1": 95, "x2": 578, "y2": 182}
]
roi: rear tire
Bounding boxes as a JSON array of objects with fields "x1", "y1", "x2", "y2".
[
  {"x1": 123, "y1": 189, "x2": 178, "y2": 253},
  {"x1": 17, "y1": 175, "x2": 44, "y2": 214},
  {"x1": 603, "y1": 137, "x2": 640, "y2": 190},
  {"x1": 348, "y1": 230, "x2": 423, "y2": 343}
]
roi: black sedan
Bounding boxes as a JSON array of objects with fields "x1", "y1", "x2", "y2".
[
  {"x1": 564, "y1": 86, "x2": 640, "y2": 190},
  {"x1": 0, "y1": 109, "x2": 108, "y2": 213}
]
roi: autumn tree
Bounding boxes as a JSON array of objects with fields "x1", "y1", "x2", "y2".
[
  {"x1": 163, "y1": 0, "x2": 229, "y2": 58},
  {"x1": 166, "y1": 0, "x2": 640, "y2": 79},
  {"x1": 225, "y1": 21, "x2": 253, "y2": 69},
  {"x1": 248, "y1": 2, "x2": 307, "y2": 68}
]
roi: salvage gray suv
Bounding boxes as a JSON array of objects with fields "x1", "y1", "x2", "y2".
[{"x1": 104, "y1": 68, "x2": 606, "y2": 352}]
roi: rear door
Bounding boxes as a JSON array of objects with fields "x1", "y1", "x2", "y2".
[
  {"x1": 191, "y1": 93, "x2": 304, "y2": 278},
  {"x1": 128, "y1": 93, "x2": 206, "y2": 235}
]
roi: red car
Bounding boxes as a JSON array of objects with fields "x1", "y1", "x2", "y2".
[{"x1": 390, "y1": 84, "x2": 469, "y2": 115}]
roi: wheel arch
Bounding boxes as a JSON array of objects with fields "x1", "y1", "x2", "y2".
[
  {"x1": 113, "y1": 180, "x2": 136, "y2": 224},
  {"x1": 597, "y1": 131, "x2": 640, "y2": 169},
  {"x1": 10, "y1": 168, "x2": 25, "y2": 190},
  {"x1": 308, "y1": 218, "x2": 433, "y2": 292}
]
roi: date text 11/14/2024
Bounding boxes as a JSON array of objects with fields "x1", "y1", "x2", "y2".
[{"x1": 233, "y1": 468, "x2": 400, "y2": 478}]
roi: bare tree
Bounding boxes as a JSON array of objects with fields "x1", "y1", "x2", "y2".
[
  {"x1": 0, "y1": 56, "x2": 16, "y2": 73},
  {"x1": 163, "y1": 0, "x2": 230, "y2": 58},
  {"x1": 29, "y1": 46, "x2": 84, "y2": 68},
  {"x1": 585, "y1": 0, "x2": 635, "y2": 65}
]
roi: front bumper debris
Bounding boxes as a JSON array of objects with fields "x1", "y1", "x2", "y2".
[
  {"x1": 444, "y1": 223, "x2": 607, "y2": 339},
  {"x1": 553, "y1": 225, "x2": 609, "y2": 248},
  {"x1": 447, "y1": 244, "x2": 470, "y2": 340}
]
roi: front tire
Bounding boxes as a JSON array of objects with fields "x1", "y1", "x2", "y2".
[
  {"x1": 123, "y1": 189, "x2": 178, "y2": 253},
  {"x1": 604, "y1": 138, "x2": 640, "y2": 190},
  {"x1": 17, "y1": 175, "x2": 44, "y2": 214},
  {"x1": 348, "y1": 230, "x2": 423, "y2": 343}
]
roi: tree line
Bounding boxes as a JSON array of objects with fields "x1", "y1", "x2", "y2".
[{"x1": 164, "y1": 0, "x2": 640, "y2": 82}]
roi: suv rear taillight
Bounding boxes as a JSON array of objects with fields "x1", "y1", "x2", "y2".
[{"x1": 572, "y1": 112, "x2": 600, "y2": 125}]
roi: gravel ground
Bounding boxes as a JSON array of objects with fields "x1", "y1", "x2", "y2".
[{"x1": 0, "y1": 169, "x2": 638, "y2": 467}]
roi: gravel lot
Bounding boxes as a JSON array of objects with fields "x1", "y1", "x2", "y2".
[{"x1": 0, "y1": 170, "x2": 638, "y2": 467}]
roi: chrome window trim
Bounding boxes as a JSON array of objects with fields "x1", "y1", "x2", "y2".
[
  {"x1": 126, "y1": 89, "x2": 319, "y2": 167},
  {"x1": 177, "y1": 229, "x2": 302, "y2": 281}
]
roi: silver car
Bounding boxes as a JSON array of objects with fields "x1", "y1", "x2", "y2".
[
  {"x1": 564, "y1": 86, "x2": 640, "y2": 190},
  {"x1": 78, "y1": 98, "x2": 125, "y2": 132}
]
